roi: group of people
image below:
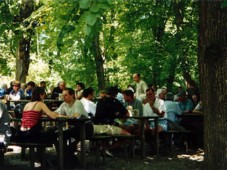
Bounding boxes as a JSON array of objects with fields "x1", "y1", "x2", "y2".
[{"x1": 0, "y1": 74, "x2": 202, "y2": 166}]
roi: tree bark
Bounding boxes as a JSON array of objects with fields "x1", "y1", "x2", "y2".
[
  {"x1": 199, "y1": 1, "x2": 227, "y2": 169},
  {"x1": 16, "y1": 37, "x2": 31, "y2": 82},
  {"x1": 14, "y1": 0, "x2": 35, "y2": 83},
  {"x1": 93, "y1": 35, "x2": 106, "y2": 91}
]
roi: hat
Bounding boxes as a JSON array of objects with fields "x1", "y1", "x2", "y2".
[{"x1": 177, "y1": 90, "x2": 186, "y2": 97}]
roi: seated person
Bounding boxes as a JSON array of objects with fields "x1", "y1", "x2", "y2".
[
  {"x1": 19, "y1": 87, "x2": 61, "y2": 143},
  {"x1": 94, "y1": 86, "x2": 130, "y2": 136},
  {"x1": 50, "y1": 81, "x2": 66, "y2": 100},
  {"x1": 0, "y1": 101, "x2": 11, "y2": 148},
  {"x1": 80, "y1": 87, "x2": 96, "y2": 118},
  {"x1": 9, "y1": 81, "x2": 25, "y2": 101},
  {"x1": 119, "y1": 89, "x2": 143, "y2": 135},
  {"x1": 143, "y1": 88, "x2": 167, "y2": 134},
  {"x1": 54, "y1": 88, "x2": 93, "y2": 156},
  {"x1": 24, "y1": 81, "x2": 36, "y2": 99},
  {"x1": 164, "y1": 92, "x2": 184, "y2": 130}
]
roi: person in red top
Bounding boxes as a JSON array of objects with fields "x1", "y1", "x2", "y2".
[{"x1": 20, "y1": 87, "x2": 61, "y2": 143}]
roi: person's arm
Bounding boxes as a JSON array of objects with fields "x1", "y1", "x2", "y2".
[{"x1": 40, "y1": 102, "x2": 62, "y2": 119}]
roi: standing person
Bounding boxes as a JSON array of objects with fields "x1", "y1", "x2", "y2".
[
  {"x1": 80, "y1": 87, "x2": 96, "y2": 118},
  {"x1": 50, "y1": 81, "x2": 66, "y2": 99},
  {"x1": 133, "y1": 73, "x2": 148, "y2": 101},
  {"x1": 75, "y1": 82, "x2": 85, "y2": 100}
]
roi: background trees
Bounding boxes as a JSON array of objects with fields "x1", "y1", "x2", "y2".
[{"x1": 0, "y1": 0, "x2": 198, "y2": 91}]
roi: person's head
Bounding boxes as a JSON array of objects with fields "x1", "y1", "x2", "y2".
[
  {"x1": 40, "y1": 81, "x2": 46, "y2": 88},
  {"x1": 177, "y1": 90, "x2": 187, "y2": 102},
  {"x1": 146, "y1": 88, "x2": 156, "y2": 101},
  {"x1": 165, "y1": 92, "x2": 174, "y2": 101},
  {"x1": 27, "y1": 81, "x2": 36, "y2": 90},
  {"x1": 156, "y1": 88, "x2": 167, "y2": 100},
  {"x1": 76, "y1": 82, "x2": 85, "y2": 91},
  {"x1": 12, "y1": 80, "x2": 20, "y2": 91},
  {"x1": 133, "y1": 73, "x2": 141, "y2": 83},
  {"x1": 82, "y1": 87, "x2": 95, "y2": 100},
  {"x1": 99, "y1": 90, "x2": 107, "y2": 99},
  {"x1": 107, "y1": 86, "x2": 119, "y2": 98},
  {"x1": 31, "y1": 87, "x2": 46, "y2": 101},
  {"x1": 123, "y1": 89, "x2": 134, "y2": 102},
  {"x1": 62, "y1": 88, "x2": 75, "y2": 103},
  {"x1": 58, "y1": 81, "x2": 66, "y2": 90}
]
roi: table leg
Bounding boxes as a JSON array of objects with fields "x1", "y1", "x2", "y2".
[
  {"x1": 154, "y1": 117, "x2": 159, "y2": 156},
  {"x1": 80, "y1": 122, "x2": 86, "y2": 169},
  {"x1": 58, "y1": 120, "x2": 64, "y2": 170},
  {"x1": 140, "y1": 118, "x2": 145, "y2": 159}
]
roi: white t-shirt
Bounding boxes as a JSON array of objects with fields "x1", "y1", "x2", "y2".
[
  {"x1": 80, "y1": 98, "x2": 96, "y2": 117},
  {"x1": 55, "y1": 100, "x2": 88, "y2": 118},
  {"x1": 143, "y1": 98, "x2": 166, "y2": 119}
]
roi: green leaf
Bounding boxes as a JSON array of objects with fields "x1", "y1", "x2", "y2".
[
  {"x1": 90, "y1": 5, "x2": 100, "y2": 13},
  {"x1": 84, "y1": 25, "x2": 91, "y2": 35},
  {"x1": 79, "y1": 0, "x2": 91, "y2": 9},
  {"x1": 85, "y1": 12, "x2": 98, "y2": 26}
]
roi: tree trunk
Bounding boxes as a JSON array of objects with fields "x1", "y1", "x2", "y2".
[
  {"x1": 199, "y1": 1, "x2": 227, "y2": 169},
  {"x1": 16, "y1": 37, "x2": 31, "y2": 83},
  {"x1": 14, "y1": 0, "x2": 35, "y2": 83},
  {"x1": 93, "y1": 35, "x2": 106, "y2": 91}
]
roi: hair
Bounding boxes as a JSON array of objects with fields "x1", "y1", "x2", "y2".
[
  {"x1": 40, "y1": 81, "x2": 46, "y2": 85},
  {"x1": 82, "y1": 87, "x2": 94, "y2": 98},
  {"x1": 107, "y1": 86, "x2": 119, "y2": 97},
  {"x1": 123, "y1": 89, "x2": 134, "y2": 98},
  {"x1": 64, "y1": 88, "x2": 75, "y2": 98},
  {"x1": 31, "y1": 87, "x2": 46, "y2": 101},
  {"x1": 27, "y1": 81, "x2": 36, "y2": 87},
  {"x1": 134, "y1": 73, "x2": 141, "y2": 78},
  {"x1": 165, "y1": 92, "x2": 174, "y2": 101},
  {"x1": 76, "y1": 82, "x2": 85, "y2": 89},
  {"x1": 146, "y1": 88, "x2": 155, "y2": 93}
]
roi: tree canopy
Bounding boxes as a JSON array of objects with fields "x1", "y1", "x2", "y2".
[{"x1": 0, "y1": 0, "x2": 198, "y2": 91}]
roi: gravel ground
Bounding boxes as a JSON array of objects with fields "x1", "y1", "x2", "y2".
[{"x1": 1, "y1": 145, "x2": 204, "y2": 170}]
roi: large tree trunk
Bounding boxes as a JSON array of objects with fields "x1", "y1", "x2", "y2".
[
  {"x1": 16, "y1": 37, "x2": 31, "y2": 82},
  {"x1": 199, "y1": 1, "x2": 227, "y2": 169},
  {"x1": 14, "y1": 0, "x2": 35, "y2": 83}
]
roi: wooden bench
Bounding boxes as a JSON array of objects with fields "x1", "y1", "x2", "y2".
[
  {"x1": 9, "y1": 141, "x2": 53, "y2": 168},
  {"x1": 87, "y1": 134, "x2": 135, "y2": 165},
  {"x1": 159, "y1": 130, "x2": 192, "y2": 153}
]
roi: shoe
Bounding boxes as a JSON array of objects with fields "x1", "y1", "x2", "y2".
[{"x1": 105, "y1": 149, "x2": 114, "y2": 158}]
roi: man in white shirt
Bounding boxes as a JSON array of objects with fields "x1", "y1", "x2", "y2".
[
  {"x1": 55, "y1": 88, "x2": 88, "y2": 118},
  {"x1": 143, "y1": 88, "x2": 167, "y2": 133},
  {"x1": 133, "y1": 73, "x2": 148, "y2": 101},
  {"x1": 55, "y1": 88, "x2": 93, "y2": 159},
  {"x1": 80, "y1": 87, "x2": 96, "y2": 118}
]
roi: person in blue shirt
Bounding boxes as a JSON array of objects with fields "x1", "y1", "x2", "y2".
[{"x1": 0, "y1": 84, "x2": 7, "y2": 99}]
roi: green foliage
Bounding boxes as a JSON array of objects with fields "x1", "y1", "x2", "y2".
[{"x1": 0, "y1": 0, "x2": 199, "y2": 92}]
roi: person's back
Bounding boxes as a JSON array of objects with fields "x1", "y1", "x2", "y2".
[
  {"x1": 94, "y1": 86, "x2": 128, "y2": 125},
  {"x1": 0, "y1": 102, "x2": 11, "y2": 146},
  {"x1": 165, "y1": 92, "x2": 182, "y2": 123}
]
